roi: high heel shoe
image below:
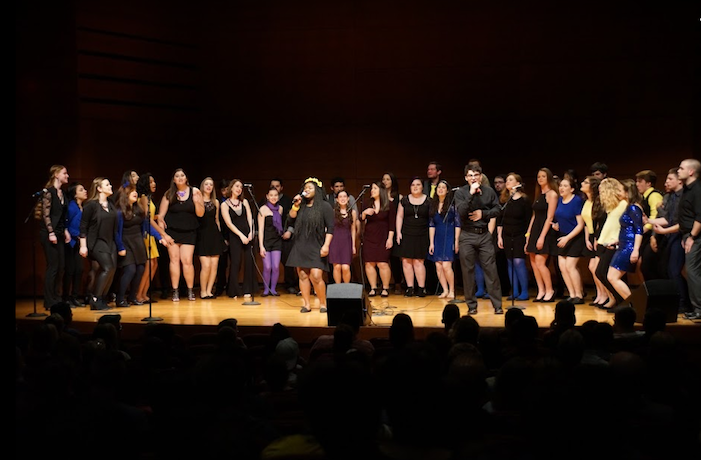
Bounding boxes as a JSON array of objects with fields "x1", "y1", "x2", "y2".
[
  {"x1": 368, "y1": 289, "x2": 377, "y2": 297},
  {"x1": 380, "y1": 288, "x2": 389, "y2": 298},
  {"x1": 542, "y1": 293, "x2": 556, "y2": 302},
  {"x1": 172, "y1": 289, "x2": 180, "y2": 302},
  {"x1": 187, "y1": 288, "x2": 196, "y2": 301}
]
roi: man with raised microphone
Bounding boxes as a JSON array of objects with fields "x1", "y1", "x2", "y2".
[{"x1": 454, "y1": 163, "x2": 503, "y2": 314}]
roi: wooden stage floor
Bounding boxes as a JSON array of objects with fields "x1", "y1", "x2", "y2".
[{"x1": 15, "y1": 290, "x2": 700, "y2": 345}]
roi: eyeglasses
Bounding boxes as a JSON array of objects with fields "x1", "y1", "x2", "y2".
[{"x1": 466, "y1": 173, "x2": 481, "y2": 178}]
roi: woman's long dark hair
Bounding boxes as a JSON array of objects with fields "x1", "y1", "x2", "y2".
[
  {"x1": 429, "y1": 180, "x2": 453, "y2": 219},
  {"x1": 296, "y1": 182, "x2": 328, "y2": 242},
  {"x1": 384, "y1": 172, "x2": 399, "y2": 200},
  {"x1": 333, "y1": 190, "x2": 355, "y2": 225},
  {"x1": 136, "y1": 172, "x2": 153, "y2": 198}
]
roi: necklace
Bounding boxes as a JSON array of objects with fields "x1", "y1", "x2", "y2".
[
  {"x1": 230, "y1": 199, "x2": 241, "y2": 208},
  {"x1": 177, "y1": 190, "x2": 186, "y2": 199},
  {"x1": 413, "y1": 204, "x2": 419, "y2": 218}
]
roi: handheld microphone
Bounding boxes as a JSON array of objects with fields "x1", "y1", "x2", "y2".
[
  {"x1": 243, "y1": 183, "x2": 253, "y2": 188},
  {"x1": 363, "y1": 184, "x2": 371, "y2": 188},
  {"x1": 301, "y1": 191, "x2": 308, "y2": 198},
  {"x1": 451, "y1": 187, "x2": 461, "y2": 192},
  {"x1": 32, "y1": 188, "x2": 48, "y2": 198},
  {"x1": 513, "y1": 184, "x2": 522, "y2": 191}
]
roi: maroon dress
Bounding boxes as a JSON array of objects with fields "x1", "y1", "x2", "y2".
[
  {"x1": 328, "y1": 213, "x2": 353, "y2": 265},
  {"x1": 362, "y1": 205, "x2": 397, "y2": 263}
]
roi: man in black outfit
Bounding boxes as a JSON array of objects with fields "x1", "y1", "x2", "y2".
[{"x1": 454, "y1": 163, "x2": 503, "y2": 315}]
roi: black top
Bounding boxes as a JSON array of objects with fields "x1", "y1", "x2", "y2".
[
  {"x1": 677, "y1": 180, "x2": 701, "y2": 235},
  {"x1": 454, "y1": 185, "x2": 501, "y2": 230}
]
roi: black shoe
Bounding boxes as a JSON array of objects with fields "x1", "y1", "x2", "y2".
[
  {"x1": 129, "y1": 299, "x2": 144, "y2": 306},
  {"x1": 417, "y1": 287, "x2": 427, "y2": 298},
  {"x1": 117, "y1": 300, "x2": 131, "y2": 308},
  {"x1": 69, "y1": 296, "x2": 85, "y2": 307},
  {"x1": 468, "y1": 307, "x2": 478, "y2": 315},
  {"x1": 368, "y1": 289, "x2": 377, "y2": 297},
  {"x1": 570, "y1": 297, "x2": 584, "y2": 305},
  {"x1": 90, "y1": 297, "x2": 110, "y2": 311},
  {"x1": 404, "y1": 287, "x2": 414, "y2": 297},
  {"x1": 262, "y1": 292, "x2": 270, "y2": 297},
  {"x1": 683, "y1": 311, "x2": 701, "y2": 320},
  {"x1": 494, "y1": 307, "x2": 504, "y2": 315}
]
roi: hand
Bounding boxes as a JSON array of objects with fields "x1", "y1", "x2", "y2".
[
  {"x1": 585, "y1": 239, "x2": 593, "y2": 251},
  {"x1": 385, "y1": 237, "x2": 393, "y2": 250},
  {"x1": 282, "y1": 231, "x2": 292, "y2": 240},
  {"x1": 470, "y1": 182, "x2": 480, "y2": 195},
  {"x1": 396, "y1": 232, "x2": 402, "y2": 245},
  {"x1": 497, "y1": 237, "x2": 503, "y2": 249},
  {"x1": 364, "y1": 208, "x2": 375, "y2": 217},
  {"x1": 239, "y1": 234, "x2": 249, "y2": 244},
  {"x1": 260, "y1": 248, "x2": 266, "y2": 258},
  {"x1": 630, "y1": 250, "x2": 639, "y2": 263},
  {"x1": 557, "y1": 236, "x2": 568, "y2": 248},
  {"x1": 429, "y1": 243, "x2": 434, "y2": 255},
  {"x1": 455, "y1": 241, "x2": 459, "y2": 254},
  {"x1": 320, "y1": 244, "x2": 329, "y2": 257},
  {"x1": 293, "y1": 194, "x2": 302, "y2": 205},
  {"x1": 79, "y1": 246, "x2": 88, "y2": 258},
  {"x1": 352, "y1": 245, "x2": 356, "y2": 255},
  {"x1": 650, "y1": 235, "x2": 658, "y2": 253},
  {"x1": 551, "y1": 222, "x2": 559, "y2": 232},
  {"x1": 536, "y1": 237, "x2": 544, "y2": 251},
  {"x1": 684, "y1": 237, "x2": 693, "y2": 253},
  {"x1": 468, "y1": 209, "x2": 482, "y2": 221},
  {"x1": 48, "y1": 233, "x2": 57, "y2": 244}
]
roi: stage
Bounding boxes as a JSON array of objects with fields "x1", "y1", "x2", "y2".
[{"x1": 14, "y1": 290, "x2": 700, "y2": 347}]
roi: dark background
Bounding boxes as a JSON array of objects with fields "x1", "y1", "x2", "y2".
[{"x1": 15, "y1": 0, "x2": 699, "y2": 296}]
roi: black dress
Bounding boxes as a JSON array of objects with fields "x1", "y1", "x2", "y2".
[
  {"x1": 499, "y1": 196, "x2": 531, "y2": 259},
  {"x1": 197, "y1": 200, "x2": 224, "y2": 256},
  {"x1": 164, "y1": 188, "x2": 199, "y2": 245},
  {"x1": 526, "y1": 192, "x2": 557, "y2": 255},
  {"x1": 286, "y1": 200, "x2": 335, "y2": 270},
  {"x1": 396, "y1": 195, "x2": 430, "y2": 259}
]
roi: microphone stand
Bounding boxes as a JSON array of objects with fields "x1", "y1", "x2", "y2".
[
  {"x1": 25, "y1": 193, "x2": 47, "y2": 317},
  {"x1": 242, "y1": 185, "x2": 261, "y2": 306},
  {"x1": 353, "y1": 185, "x2": 378, "y2": 322},
  {"x1": 354, "y1": 186, "x2": 370, "y2": 292},
  {"x1": 142, "y1": 193, "x2": 163, "y2": 321},
  {"x1": 444, "y1": 189, "x2": 465, "y2": 304},
  {"x1": 501, "y1": 191, "x2": 525, "y2": 310}
]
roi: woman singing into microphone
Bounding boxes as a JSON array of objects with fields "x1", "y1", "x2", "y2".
[{"x1": 286, "y1": 177, "x2": 335, "y2": 313}]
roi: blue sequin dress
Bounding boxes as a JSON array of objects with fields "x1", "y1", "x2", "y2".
[{"x1": 610, "y1": 204, "x2": 644, "y2": 272}]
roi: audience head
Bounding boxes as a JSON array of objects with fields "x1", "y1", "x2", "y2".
[
  {"x1": 452, "y1": 315, "x2": 480, "y2": 345},
  {"x1": 389, "y1": 313, "x2": 415, "y2": 348},
  {"x1": 552, "y1": 300, "x2": 576, "y2": 330},
  {"x1": 613, "y1": 306, "x2": 637, "y2": 332},
  {"x1": 441, "y1": 303, "x2": 461, "y2": 332}
]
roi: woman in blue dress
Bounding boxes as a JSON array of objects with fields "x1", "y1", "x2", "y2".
[
  {"x1": 428, "y1": 181, "x2": 460, "y2": 299},
  {"x1": 607, "y1": 178, "x2": 644, "y2": 302}
]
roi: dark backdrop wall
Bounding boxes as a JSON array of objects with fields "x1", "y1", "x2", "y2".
[{"x1": 15, "y1": 0, "x2": 698, "y2": 296}]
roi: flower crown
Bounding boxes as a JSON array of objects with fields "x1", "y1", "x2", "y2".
[{"x1": 304, "y1": 177, "x2": 323, "y2": 188}]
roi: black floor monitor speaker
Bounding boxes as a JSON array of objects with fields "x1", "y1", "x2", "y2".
[
  {"x1": 625, "y1": 279, "x2": 679, "y2": 324},
  {"x1": 326, "y1": 283, "x2": 369, "y2": 327}
]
